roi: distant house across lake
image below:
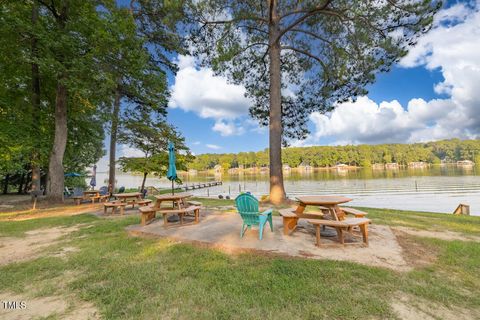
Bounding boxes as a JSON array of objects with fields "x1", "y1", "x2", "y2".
[
  {"x1": 385, "y1": 163, "x2": 399, "y2": 170},
  {"x1": 457, "y1": 160, "x2": 475, "y2": 166},
  {"x1": 372, "y1": 163, "x2": 385, "y2": 170},
  {"x1": 298, "y1": 163, "x2": 313, "y2": 171},
  {"x1": 213, "y1": 164, "x2": 222, "y2": 174},
  {"x1": 228, "y1": 167, "x2": 240, "y2": 174},
  {"x1": 408, "y1": 161, "x2": 428, "y2": 168}
]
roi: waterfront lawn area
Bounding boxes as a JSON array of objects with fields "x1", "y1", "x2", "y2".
[{"x1": 0, "y1": 200, "x2": 479, "y2": 319}]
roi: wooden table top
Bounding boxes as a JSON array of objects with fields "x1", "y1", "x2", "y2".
[
  {"x1": 113, "y1": 192, "x2": 142, "y2": 198},
  {"x1": 154, "y1": 193, "x2": 192, "y2": 201},
  {"x1": 296, "y1": 195, "x2": 352, "y2": 205},
  {"x1": 83, "y1": 190, "x2": 100, "y2": 194}
]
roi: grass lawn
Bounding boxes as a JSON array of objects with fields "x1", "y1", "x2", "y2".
[{"x1": 0, "y1": 199, "x2": 479, "y2": 319}]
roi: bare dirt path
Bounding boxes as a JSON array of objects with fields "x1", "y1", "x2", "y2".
[{"x1": 0, "y1": 225, "x2": 85, "y2": 266}]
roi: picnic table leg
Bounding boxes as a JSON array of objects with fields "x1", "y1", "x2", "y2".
[
  {"x1": 180, "y1": 213, "x2": 184, "y2": 225},
  {"x1": 359, "y1": 223, "x2": 368, "y2": 245},
  {"x1": 336, "y1": 228, "x2": 344, "y2": 245},
  {"x1": 315, "y1": 225, "x2": 321, "y2": 247},
  {"x1": 194, "y1": 209, "x2": 199, "y2": 223},
  {"x1": 163, "y1": 213, "x2": 168, "y2": 226},
  {"x1": 295, "y1": 202, "x2": 307, "y2": 214},
  {"x1": 334, "y1": 205, "x2": 346, "y2": 220},
  {"x1": 120, "y1": 205, "x2": 125, "y2": 215},
  {"x1": 104, "y1": 206, "x2": 107, "y2": 215},
  {"x1": 283, "y1": 216, "x2": 298, "y2": 235}
]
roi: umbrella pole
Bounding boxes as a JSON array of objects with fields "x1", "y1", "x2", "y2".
[{"x1": 172, "y1": 180, "x2": 174, "y2": 195}]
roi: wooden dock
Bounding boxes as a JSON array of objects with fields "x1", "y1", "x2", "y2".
[{"x1": 183, "y1": 181, "x2": 222, "y2": 191}]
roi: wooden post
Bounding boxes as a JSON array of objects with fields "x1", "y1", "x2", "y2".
[{"x1": 453, "y1": 204, "x2": 470, "y2": 215}]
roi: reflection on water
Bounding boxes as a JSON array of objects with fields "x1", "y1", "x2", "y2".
[{"x1": 95, "y1": 166, "x2": 480, "y2": 215}]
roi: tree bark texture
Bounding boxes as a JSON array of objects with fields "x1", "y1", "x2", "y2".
[
  {"x1": 268, "y1": 0, "x2": 286, "y2": 204},
  {"x1": 30, "y1": 1, "x2": 41, "y2": 195},
  {"x1": 108, "y1": 86, "x2": 121, "y2": 192},
  {"x1": 46, "y1": 79, "x2": 68, "y2": 202}
]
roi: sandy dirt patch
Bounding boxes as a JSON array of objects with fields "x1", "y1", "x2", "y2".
[
  {"x1": 392, "y1": 226, "x2": 480, "y2": 242},
  {"x1": 0, "y1": 269, "x2": 99, "y2": 319},
  {"x1": 391, "y1": 293, "x2": 480, "y2": 320},
  {"x1": 0, "y1": 205, "x2": 102, "y2": 221},
  {"x1": 128, "y1": 213, "x2": 413, "y2": 271},
  {"x1": 0, "y1": 226, "x2": 84, "y2": 266},
  {"x1": 393, "y1": 230, "x2": 439, "y2": 268},
  {"x1": 0, "y1": 292, "x2": 99, "y2": 320}
]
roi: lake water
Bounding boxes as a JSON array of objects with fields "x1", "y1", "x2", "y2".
[{"x1": 95, "y1": 166, "x2": 480, "y2": 215}]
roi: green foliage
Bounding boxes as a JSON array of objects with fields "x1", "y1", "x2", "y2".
[
  {"x1": 185, "y1": 0, "x2": 441, "y2": 143},
  {"x1": 189, "y1": 139, "x2": 480, "y2": 170},
  {"x1": 0, "y1": 1, "x2": 186, "y2": 195},
  {"x1": 118, "y1": 111, "x2": 193, "y2": 184},
  {"x1": 0, "y1": 1, "x2": 111, "y2": 190},
  {"x1": 64, "y1": 176, "x2": 87, "y2": 189}
]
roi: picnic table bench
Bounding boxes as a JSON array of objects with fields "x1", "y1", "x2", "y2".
[
  {"x1": 139, "y1": 205, "x2": 201, "y2": 226},
  {"x1": 278, "y1": 208, "x2": 324, "y2": 235},
  {"x1": 73, "y1": 196, "x2": 84, "y2": 205},
  {"x1": 339, "y1": 207, "x2": 368, "y2": 218},
  {"x1": 104, "y1": 201, "x2": 127, "y2": 215},
  {"x1": 307, "y1": 218, "x2": 371, "y2": 246},
  {"x1": 126, "y1": 198, "x2": 152, "y2": 208},
  {"x1": 72, "y1": 194, "x2": 108, "y2": 205}
]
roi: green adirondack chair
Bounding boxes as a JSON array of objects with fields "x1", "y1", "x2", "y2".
[{"x1": 235, "y1": 193, "x2": 273, "y2": 240}]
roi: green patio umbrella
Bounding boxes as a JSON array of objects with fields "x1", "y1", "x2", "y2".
[{"x1": 166, "y1": 141, "x2": 177, "y2": 195}]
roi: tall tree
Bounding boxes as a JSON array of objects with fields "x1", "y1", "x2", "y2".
[
  {"x1": 36, "y1": 0, "x2": 111, "y2": 201},
  {"x1": 185, "y1": 0, "x2": 440, "y2": 203},
  {"x1": 30, "y1": 1, "x2": 42, "y2": 194},
  {"x1": 100, "y1": 2, "x2": 184, "y2": 192}
]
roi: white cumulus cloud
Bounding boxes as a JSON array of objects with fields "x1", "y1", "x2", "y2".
[
  {"x1": 305, "y1": 3, "x2": 480, "y2": 145},
  {"x1": 169, "y1": 55, "x2": 251, "y2": 129},
  {"x1": 206, "y1": 144, "x2": 221, "y2": 150},
  {"x1": 212, "y1": 120, "x2": 245, "y2": 136}
]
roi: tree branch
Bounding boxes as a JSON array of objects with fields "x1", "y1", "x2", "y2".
[
  {"x1": 281, "y1": 45, "x2": 328, "y2": 73},
  {"x1": 275, "y1": 0, "x2": 332, "y2": 42},
  {"x1": 290, "y1": 29, "x2": 356, "y2": 60},
  {"x1": 37, "y1": 0, "x2": 61, "y2": 20}
]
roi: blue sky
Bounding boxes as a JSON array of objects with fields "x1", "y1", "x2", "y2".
[
  {"x1": 167, "y1": 64, "x2": 448, "y2": 154},
  {"x1": 100, "y1": 0, "x2": 480, "y2": 170}
]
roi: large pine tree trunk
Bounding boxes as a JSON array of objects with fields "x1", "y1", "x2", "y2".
[
  {"x1": 108, "y1": 86, "x2": 121, "y2": 192},
  {"x1": 30, "y1": 1, "x2": 41, "y2": 195},
  {"x1": 46, "y1": 79, "x2": 68, "y2": 202},
  {"x1": 268, "y1": 0, "x2": 286, "y2": 204}
]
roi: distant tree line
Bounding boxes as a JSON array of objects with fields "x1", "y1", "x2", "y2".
[{"x1": 189, "y1": 139, "x2": 480, "y2": 171}]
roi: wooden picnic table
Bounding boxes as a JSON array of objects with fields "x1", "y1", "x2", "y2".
[
  {"x1": 83, "y1": 190, "x2": 101, "y2": 197},
  {"x1": 113, "y1": 192, "x2": 143, "y2": 206},
  {"x1": 295, "y1": 195, "x2": 352, "y2": 220},
  {"x1": 280, "y1": 195, "x2": 352, "y2": 235},
  {"x1": 153, "y1": 193, "x2": 192, "y2": 209}
]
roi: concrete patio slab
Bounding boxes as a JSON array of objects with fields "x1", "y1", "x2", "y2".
[{"x1": 126, "y1": 212, "x2": 411, "y2": 271}]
